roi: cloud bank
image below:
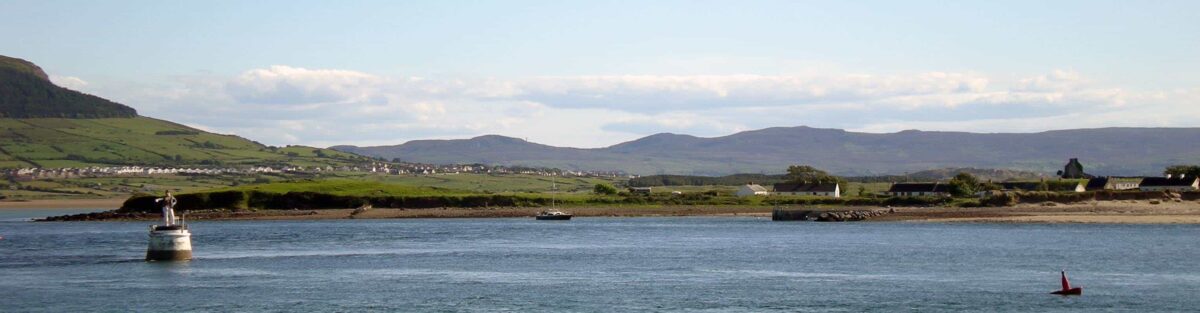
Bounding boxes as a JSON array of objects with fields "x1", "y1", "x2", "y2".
[{"x1": 72, "y1": 66, "x2": 1198, "y2": 148}]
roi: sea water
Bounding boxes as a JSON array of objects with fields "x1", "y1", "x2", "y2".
[{"x1": 1, "y1": 215, "x2": 1198, "y2": 312}]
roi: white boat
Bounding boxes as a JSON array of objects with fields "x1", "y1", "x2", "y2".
[
  {"x1": 535, "y1": 210, "x2": 573, "y2": 220},
  {"x1": 146, "y1": 191, "x2": 192, "y2": 261},
  {"x1": 536, "y1": 176, "x2": 572, "y2": 220}
]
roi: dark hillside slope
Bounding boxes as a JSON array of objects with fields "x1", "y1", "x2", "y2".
[{"x1": 0, "y1": 56, "x2": 136, "y2": 118}]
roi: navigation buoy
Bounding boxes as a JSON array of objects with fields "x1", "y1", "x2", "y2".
[
  {"x1": 146, "y1": 191, "x2": 192, "y2": 261},
  {"x1": 1051, "y1": 271, "x2": 1082, "y2": 295}
]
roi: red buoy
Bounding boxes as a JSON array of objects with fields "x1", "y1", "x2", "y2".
[{"x1": 1051, "y1": 271, "x2": 1082, "y2": 295}]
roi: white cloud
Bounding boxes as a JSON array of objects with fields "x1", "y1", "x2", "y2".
[
  {"x1": 92, "y1": 65, "x2": 1198, "y2": 148},
  {"x1": 49, "y1": 75, "x2": 89, "y2": 90}
]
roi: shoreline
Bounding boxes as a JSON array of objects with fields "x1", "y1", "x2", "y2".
[
  {"x1": 0, "y1": 198, "x2": 124, "y2": 210},
  {"x1": 25, "y1": 200, "x2": 1200, "y2": 224}
]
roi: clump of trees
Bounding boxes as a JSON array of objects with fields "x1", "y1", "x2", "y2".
[
  {"x1": 593, "y1": 183, "x2": 618, "y2": 195},
  {"x1": 784, "y1": 165, "x2": 843, "y2": 184},
  {"x1": 947, "y1": 172, "x2": 1000, "y2": 197}
]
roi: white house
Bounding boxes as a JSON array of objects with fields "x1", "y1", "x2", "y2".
[
  {"x1": 773, "y1": 182, "x2": 840, "y2": 198},
  {"x1": 736, "y1": 184, "x2": 770, "y2": 197}
]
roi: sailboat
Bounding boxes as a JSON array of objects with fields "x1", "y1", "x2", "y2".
[
  {"x1": 1051, "y1": 271, "x2": 1083, "y2": 295},
  {"x1": 536, "y1": 175, "x2": 572, "y2": 220}
]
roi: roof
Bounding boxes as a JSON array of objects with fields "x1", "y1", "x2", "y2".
[
  {"x1": 999, "y1": 181, "x2": 1083, "y2": 192},
  {"x1": 741, "y1": 184, "x2": 768, "y2": 192},
  {"x1": 773, "y1": 182, "x2": 838, "y2": 192},
  {"x1": 1140, "y1": 176, "x2": 1199, "y2": 187},
  {"x1": 1085, "y1": 177, "x2": 1109, "y2": 190},
  {"x1": 887, "y1": 182, "x2": 951, "y2": 193}
]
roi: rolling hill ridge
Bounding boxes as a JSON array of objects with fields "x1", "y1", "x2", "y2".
[{"x1": 332, "y1": 126, "x2": 1200, "y2": 176}]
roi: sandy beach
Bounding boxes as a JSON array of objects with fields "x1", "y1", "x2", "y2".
[{"x1": 0, "y1": 198, "x2": 125, "y2": 210}]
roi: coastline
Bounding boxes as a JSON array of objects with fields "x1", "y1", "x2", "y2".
[
  {"x1": 26, "y1": 199, "x2": 1200, "y2": 224},
  {"x1": 0, "y1": 198, "x2": 124, "y2": 210}
]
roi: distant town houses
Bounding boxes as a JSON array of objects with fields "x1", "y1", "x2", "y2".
[{"x1": 2, "y1": 162, "x2": 628, "y2": 181}]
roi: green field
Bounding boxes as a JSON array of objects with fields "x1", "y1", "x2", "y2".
[{"x1": 0, "y1": 117, "x2": 366, "y2": 169}]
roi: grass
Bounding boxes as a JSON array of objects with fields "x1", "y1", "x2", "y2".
[
  {"x1": 219, "y1": 179, "x2": 472, "y2": 196},
  {"x1": 0, "y1": 117, "x2": 369, "y2": 169}
]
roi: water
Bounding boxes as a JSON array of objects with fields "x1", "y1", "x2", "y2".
[{"x1": 1, "y1": 215, "x2": 1198, "y2": 312}]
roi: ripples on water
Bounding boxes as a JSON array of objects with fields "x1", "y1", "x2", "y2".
[{"x1": 1, "y1": 214, "x2": 1198, "y2": 312}]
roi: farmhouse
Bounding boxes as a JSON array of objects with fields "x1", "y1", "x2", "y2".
[
  {"x1": 772, "y1": 182, "x2": 840, "y2": 198},
  {"x1": 886, "y1": 182, "x2": 951, "y2": 197},
  {"x1": 999, "y1": 181, "x2": 1086, "y2": 193},
  {"x1": 1138, "y1": 175, "x2": 1199, "y2": 192},
  {"x1": 1085, "y1": 177, "x2": 1141, "y2": 191},
  {"x1": 735, "y1": 184, "x2": 769, "y2": 197}
]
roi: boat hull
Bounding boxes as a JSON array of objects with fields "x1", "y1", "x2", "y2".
[
  {"x1": 1051, "y1": 287, "x2": 1082, "y2": 295},
  {"x1": 146, "y1": 229, "x2": 192, "y2": 261},
  {"x1": 535, "y1": 215, "x2": 572, "y2": 220}
]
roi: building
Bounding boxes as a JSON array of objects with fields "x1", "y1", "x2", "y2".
[
  {"x1": 772, "y1": 182, "x2": 840, "y2": 198},
  {"x1": 1057, "y1": 158, "x2": 1094, "y2": 179},
  {"x1": 628, "y1": 185, "x2": 657, "y2": 193},
  {"x1": 999, "y1": 181, "x2": 1086, "y2": 193},
  {"x1": 1084, "y1": 177, "x2": 1141, "y2": 191},
  {"x1": 1138, "y1": 175, "x2": 1199, "y2": 192},
  {"x1": 736, "y1": 184, "x2": 769, "y2": 197},
  {"x1": 886, "y1": 182, "x2": 951, "y2": 197}
]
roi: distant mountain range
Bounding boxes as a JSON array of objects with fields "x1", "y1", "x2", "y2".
[{"x1": 332, "y1": 127, "x2": 1200, "y2": 176}]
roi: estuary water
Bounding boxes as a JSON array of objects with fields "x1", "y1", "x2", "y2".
[{"x1": 1, "y1": 214, "x2": 1198, "y2": 312}]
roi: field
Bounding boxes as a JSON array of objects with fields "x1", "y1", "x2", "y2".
[{"x1": 0, "y1": 117, "x2": 365, "y2": 168}]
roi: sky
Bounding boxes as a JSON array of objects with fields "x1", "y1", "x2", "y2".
[{"x1": 2, "y1": 0, "x2": 1198, "y2": 148}]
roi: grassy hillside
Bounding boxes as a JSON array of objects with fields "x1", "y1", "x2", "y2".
[{"x1": 0, "y1": 117, "x2": 366, "y2": 168}]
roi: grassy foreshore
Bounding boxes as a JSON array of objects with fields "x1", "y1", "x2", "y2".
[{"x1": 26, "y1": 199, "x2": 1200, "y2": 224}]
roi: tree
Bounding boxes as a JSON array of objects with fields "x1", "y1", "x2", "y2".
[
  {"x1": 947, "y1": 172, "x2": 980, "y2": 197},
  {"x1": 593, "y1": 183, "x2": 619, "y2": 195},
  {"x1": 1165, "y1": 165, "x2": 1200, "y2": 178},
  {"x1": 785, "y1": 165, "x2": 841, "y2": 184}
]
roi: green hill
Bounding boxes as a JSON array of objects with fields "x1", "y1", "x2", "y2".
[
  {"x1": 0, "y1": 56, "x2": 137, "y2": 118},
  {"x1": 0, "y1": 55, "x2": 369, "y2": 169},
  {"x1": 0, "y1": 116, "x2": 366, "y2": 168}
]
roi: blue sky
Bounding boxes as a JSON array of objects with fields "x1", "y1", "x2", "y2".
[{"x1": 2, "y1": 0, "x2": 1198, "y2": 147}]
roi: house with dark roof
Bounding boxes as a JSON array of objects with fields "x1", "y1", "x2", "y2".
[
  {"x1": 1138, "y1": 175, "x2": 1199, "y2": 192},
  {"x1": 999, "y1": 181, "x2": 1086, "y2": 193},
  {"x1": 773, "y1": 182, "x2": 840, "y2": 198},
  {"x1": 886, "y1": 182, "x2": 951, "y2": 197},
  {"x1": 1085, "y1": 177, "x2": 1141, "y2": 191}
]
